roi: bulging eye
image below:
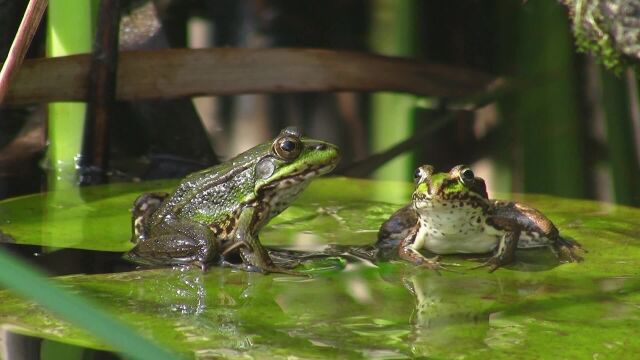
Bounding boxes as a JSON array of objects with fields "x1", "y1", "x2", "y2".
[
  {"x1": 414, "y1": 165, "x2": 434, "y2": 184},
  {"x1": 460, "y1": 168, "x2": 475, "y2": 184},
  {"x1": 273, "y1": 136, "x2": 302, "y2": 160},
  {"x1": 413, "y1": 168, "x2": 422, "y2": 183}
]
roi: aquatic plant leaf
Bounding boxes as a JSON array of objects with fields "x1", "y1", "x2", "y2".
[
  {"x1": 0, "y1": 178, "x2": 639, "y2": 358},
  {"x1": 0, "y1": 247, "x2": 178, "y2": 359}
]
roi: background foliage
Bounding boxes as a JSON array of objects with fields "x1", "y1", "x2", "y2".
[{"x1": 0, "y1": 0, "x2": 639, "y2": 358}]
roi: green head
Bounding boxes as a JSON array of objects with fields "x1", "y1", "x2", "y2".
[
  {"x1": 412, "y1": 164, "x2": 488, "y2": 209},
  {"x1": 252, "y1": 127, "x2": 340, "y2": 194}
]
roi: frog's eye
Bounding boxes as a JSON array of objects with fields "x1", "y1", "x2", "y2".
[
  {"x1": 413, "y1": 168, "x2": 423, "y2": 183},
  {"x1": 459, "y1": 168, "x2": 475, "y2": 184},
  {"x1": 414, "y1": 165, "x2": 434, "y2": 184},
  {"x1": 273, "y1": 136, "x2": 302, "y2": 161}
]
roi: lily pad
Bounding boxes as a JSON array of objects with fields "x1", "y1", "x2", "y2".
[{"x1": 0, "y1": 177, "x2": 639, "y2": 359}]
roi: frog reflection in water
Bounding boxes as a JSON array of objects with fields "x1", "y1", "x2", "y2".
[
  {"x1": 124, "y1": 127, "x2": 340, "y2": 274},
  {"x1": 376, "y1": 165, "x2": 584, "y2": 272}
]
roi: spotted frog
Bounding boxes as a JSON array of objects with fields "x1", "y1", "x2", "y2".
[
  {"x1": 124, "y1": 127, "x2": 340, "y2": 274},
  {"x1": 376, "y1": 164, "x2": 584, "y2": 272}
]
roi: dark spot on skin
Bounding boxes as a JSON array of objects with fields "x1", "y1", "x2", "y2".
[{"x1": 225, "y1": 217, "x2": 237, "y2": 234}]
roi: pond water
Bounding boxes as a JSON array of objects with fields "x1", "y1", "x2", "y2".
[{"x1": 0, "y1": 178, "x2": 638, "y2": 359}]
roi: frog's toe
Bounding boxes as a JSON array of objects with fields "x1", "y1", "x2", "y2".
[
  {"x1": 414, "y1": 257, "x2": 453, "y2": 275},
  {"x1": 470, "y1": 257, "x2": 505, "y2": 273},
  {"x1": 221, "y1": 240, "x2": 249, "y2": 255},
  {"x1": 220, "y1": 259, "x2": 272, "y2": 274},
  {"x1": 556, "y1": 245, "x2": 584, "y2": 263},
  {"x1": 191, "y1": 260, "x2": 209, "y2": 271},
  {"x1": 264, "y1": 265, "x2": 311, "y2": 277},
  {"x1": 553, "y1": 236, "x2": 586, "y2": 263}
]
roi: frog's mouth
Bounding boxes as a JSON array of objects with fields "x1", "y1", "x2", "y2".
[
  {"x1": 263, "y1": 163, "x2": 337, "y2": 191},
  {"x1": 412, "y1": 190, "x2": 434, "y2": 204}
]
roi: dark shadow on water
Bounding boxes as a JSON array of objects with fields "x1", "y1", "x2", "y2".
[
  {"x1": 2, "y1": 331, "x2": 121, "y2": 360},
  {"x1": 0, "y1": 243, "x2": 137, "y2": 277}
]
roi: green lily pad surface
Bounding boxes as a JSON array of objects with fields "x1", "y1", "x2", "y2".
[{"x1": 0, "y1": 177, "x2": 639, "y2": 359}]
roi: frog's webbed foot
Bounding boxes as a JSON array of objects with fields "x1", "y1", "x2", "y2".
[
  {"x1": 397, "y1": 227, "x2": 460, "y2": 274},
  {"x1": 220, "y1": 239, "x2": 305, "y2": 275},
  {"x1": 470, "y1": 256, "x2": 506, "y2": 273},
  {"x1": 242, "y1": 248, "x2": 309, "y2": 276},
  {"x1": 218, "y1": 258, "x2": 275, "y2": 273},
  {"x1": 551, "y1": 236, "x2": 585, "y2": 263},
  {"x1": 398, "y1": 247, "x2": 458, "y2": 275},
  {"x1": 219, "y1": 253, "x2": 306, "y2": 275},
  {"x1": 266, "y1": 249, "x2": 304, "y2": 269}
]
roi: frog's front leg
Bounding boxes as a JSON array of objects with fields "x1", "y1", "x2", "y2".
[
  {"x1": 471, "y1": 230, "x2": 519, "y2": 272},
  {"x1": 398, "y1": 226, "x2": 446, "y2": 274},
  {"x1": 227, "y1": 208, "x2": 303, "y2": 276}
]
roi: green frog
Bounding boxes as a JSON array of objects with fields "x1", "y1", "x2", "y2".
[
  {"x1": 124, "y1": 127, "x2": 340, "y2": 274},
  {"x1": 376, "y1": 164, "x2": 584, "y2": 272}
]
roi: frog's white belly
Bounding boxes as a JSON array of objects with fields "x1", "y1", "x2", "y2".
[{"x1": 413, "y1": 207, "x2": 503, "y2": 254}]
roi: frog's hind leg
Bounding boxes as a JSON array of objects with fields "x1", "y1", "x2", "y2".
[
  {"x1": 131, "y1": 192, "x2": 169, "y2": 244},
  {"x1": 550, "y1": 236, "x2": 585, "y2": 263},
  {"x1": 124, "y1": 221, "x2": 219, "y2": 269}
]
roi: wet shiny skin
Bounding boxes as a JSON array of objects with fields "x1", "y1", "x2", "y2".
[
  {"x1": 376, "y1": 164, "x2": 584, "y2": 272},
  {"x1": 124, "y1": 127, "x2": 340, "y2": 274}
]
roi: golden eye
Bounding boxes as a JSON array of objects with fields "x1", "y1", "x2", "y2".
[
  {"x1": 273, "y1": 135, "x2": 302, "y2": 160},
  {"x1": 459, "y1": 167, "x2": 475, "y2": 184}
]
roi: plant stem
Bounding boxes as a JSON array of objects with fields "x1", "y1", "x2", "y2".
[
  {"x1": 369, "y1": 0, "x2": 418, "y2": 182},
  {"x1": 0, "y1": 0, "x2": 48, "y2": 104},
  {"x1": 46, "y1": 0, "x2": 94, "y2": 189}
]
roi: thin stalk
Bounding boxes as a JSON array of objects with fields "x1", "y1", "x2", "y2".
[
  {"x1": 0, "y1": 0, "x2": 48, "y2": 104},
  {"x1": 78, "y1": 0, "x2": 121, "y2": 185}
]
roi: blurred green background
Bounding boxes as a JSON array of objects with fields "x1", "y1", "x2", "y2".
[
  {"x1": 1, "y1": 0, "x2": 639, "y2": 204},
  {"x1": 1, "y1": 1, "x2": 640, "y2": 358}
]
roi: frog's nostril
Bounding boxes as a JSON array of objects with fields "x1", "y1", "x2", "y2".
[{"x1": 314, "y1": 143, "x2": 327, "y2": 151}]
